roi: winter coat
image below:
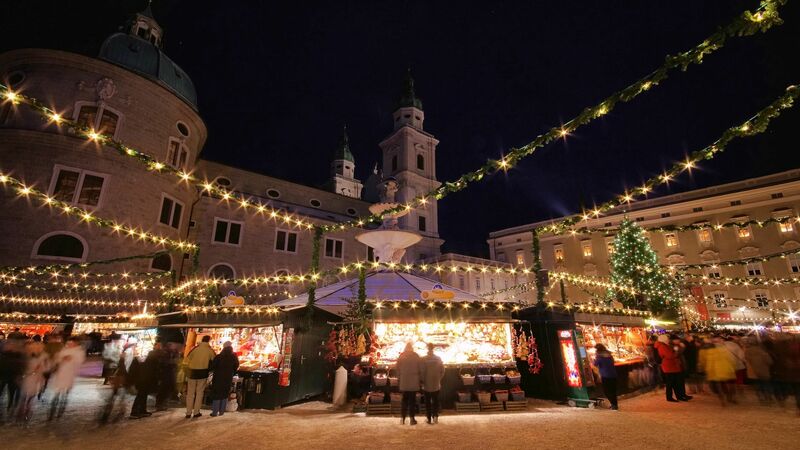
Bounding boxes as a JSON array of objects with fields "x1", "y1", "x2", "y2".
[
  {"x1": 20, "y1": 353, "x2": 50, "y2": 396},
  {"x1": 184, "y1": 342, "x2": 216, "y2": 379},
  {"x1": 594, "y1": 350, "x2": 617, "y2": 380},
  {"x1": 0, "y1": 347, "x2": 24, "y2": 382},
  {"x1": 49, "y1": 345, "x2": 86, "y2": 393},
  {"x1": 210, "y1": 347, "x2": 240, "y2": 400},
  {"x1": 723, "y1": 341, "x2": 746, "y2": 371},
  {"x1": 744, "y1": 345, "x2": 773, "y2": 380},
  {"x1": 655, "y1": 341, "x2": 682, "y2": 374},
  {"x1": 132, "y1": 348, "x2": 164, "y2": 393},
  {"x1": 395, "y1": 350, "x2": 422, "y2": 392},
  {"x1": 102, "y1": 340, "x2": 122, "y2": 369},
  {"x1": 683, "y1": 341, "x2": 699, "y2": 374},
  {"x1": 699, "y1": 345, "x2": 735, "y2": 382},
  {"x1": 420, "y1": 353, "x2": 445, "y2": 392}
]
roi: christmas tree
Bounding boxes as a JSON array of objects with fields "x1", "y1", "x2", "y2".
[{"x1": 607, "y1": 218, "x2": 679, "y2": 314}]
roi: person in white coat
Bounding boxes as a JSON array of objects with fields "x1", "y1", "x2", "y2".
[
  {"x1": 16, "y1": 341, "x2": 50, "y2": 423},
  {"x1": 48, "y1": 337, "x2": 86, "y2": 420}
]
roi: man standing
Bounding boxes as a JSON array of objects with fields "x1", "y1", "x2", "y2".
[
  {"x1": 130, "y1": 339, "x2": 164, "y2": 419},
  {"x1": 420, "y1": 343, "x2": 445, "y2": 424},
  {"x1": 184, "y1": 335, "x2": 215, "y2": 419},
  {"x1": 395, "y1": 342, "x2": 421, "y2": 425}
]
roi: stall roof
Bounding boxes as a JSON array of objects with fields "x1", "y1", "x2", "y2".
[{"x1": 272, "y1": 271, "x2": 502, "y2": 308}]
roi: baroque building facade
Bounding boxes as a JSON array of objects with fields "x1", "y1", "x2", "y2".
[
  {"x1": 487, "y1": 169, "x2": 800, "y2": 322},
  {"x1": 0, "y1": 8, "x2": 447, "y2": 313}
]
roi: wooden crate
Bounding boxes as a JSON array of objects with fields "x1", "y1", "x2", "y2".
[
  {"x1": 352, "y1": 402, "x2": 367, "y2": 413},
  {"x1": 455, "y1": 402, "x2": 480, "y2": 413},
  {"x1": 480, "y1": 401, "x2": 504, "y2": 412},
  {"x1": 366, "y1": 403, "x2": 392, "y2": 416},
  {"x1": 504, "y1": 400, "x2": 528, "y2": 411}
]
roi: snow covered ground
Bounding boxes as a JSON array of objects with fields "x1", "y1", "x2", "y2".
[{"x1": 3, "y1": 375, "x2": 799, "y2": 450}]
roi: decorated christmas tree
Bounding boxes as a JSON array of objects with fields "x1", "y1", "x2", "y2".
[{"x1": 606, "y1": 218, "x2": 679, "y2": 314}]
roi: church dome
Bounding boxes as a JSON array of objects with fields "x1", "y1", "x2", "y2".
[{"x1": 99, "y1": 33, "x2": 197, "y2": 110}]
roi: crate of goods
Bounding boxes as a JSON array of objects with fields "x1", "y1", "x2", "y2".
[
  {"x1": 457, "y1": 391, "x2": 472, "y2": 403},
  {"x1": 373, "y1": 370, "x2": 388, "y2": 387},
  {"x1": 476, "y1": 391, "x2": 492, "y2": 405},
  {"x1": 366, "y1": 403, "x2": 392, "y2": 415},
  {"x1": 460, "y1": 367, "x2": 476, "y2": 386},
  {"x1": 455, "y1": 402, "x2": 480, "y2": 413},
  {"x1": 506, "y1": 369, "x2": 521, "y2": 384},
  {"x1": 504, "y1": 400, "x2": 528, "y2": 411},
  {"x1": 477, "y1": 374, "x2": 492, "y2": 384},
  {"x1": 388, "y1": 368, "x2": 399, "y2": 387},
  {"x1": 492, "y1": 374, "x2": 507, "y2": 384},
  {"x1": 390, "y1": 392, "x2": 403, "y2": 403},
  {"x1": 494, "y1": 389, "x2": 509, "y2": 402},
  {"x1": 510, "y1": 388, "x2": 526, "y2": 401},
  {"x1": 369, "y1": 391, "x2": 386, "y2": 404},
  {"x1": 480, "y1": 402, "x2": 504, "y2": 412}
]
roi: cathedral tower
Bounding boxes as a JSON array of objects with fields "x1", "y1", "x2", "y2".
[
  {"x1": 378, "y1": 71, "x2": 443, "y2": 260},
  {"x1": 330, "y1": 126, "x2": 363, "y2": 198}
]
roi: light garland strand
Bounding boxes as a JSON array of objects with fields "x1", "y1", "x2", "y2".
[
  {"x1": 673, "y1": 247, "x2": 800, "y2": 270},
  {"x1": 1, "y1": 273, "x2": 172, "y2": 294},
  {"x1": 0, "y1": 173, "x2": 197, "y2": 252},
  {"x1": 683, "y1": 276, "x2": 800, "y2": 287},
  {"x1": 0, "y1": 251, "x2": 172, "y2": 276},
  {"x1": 0, "y1": 294, "x2": 168, "y2": 309},
  {"x1": 0, "y1": 312, "x2": 61, "y2": 321},
  {"x1": 313, "y1": 1, "x2": 786, "y2": 233},
  {"x1": 548, "y1": 215, "x2": 799, "y2": 237},
  {"x1": 539, "y1": 84, "x2": 800, "y2": 235}
]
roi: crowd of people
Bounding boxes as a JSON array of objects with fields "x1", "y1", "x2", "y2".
[
  {"x1": 593, "y1": 330, "x2": 800, "y2": 411},
  {"x1": 0, "y1": 328, "x2": 86, "y2": 424}
]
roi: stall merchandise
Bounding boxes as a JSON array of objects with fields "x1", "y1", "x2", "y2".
[
  {"x1": 0, "y1": 322, "x2": 58, "y2": 337},
  {"x1": 123, "y1": 328, "x2": 157, "y2": 360},
  {"x1": 72, "y1": 322, "x2": 136, "y2": 337},
  {"x1": 193, "y1": 326, "x2": 283, "y2": 372},
  {"x1": 577, "y1": 324, "x2": 647, "y2": 365},
  {"x1": 372, "y1": 322, "x2": 514, "y2": 366}
]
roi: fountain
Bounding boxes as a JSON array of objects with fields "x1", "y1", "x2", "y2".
[{"x1": 355, "y1": 178, "x2": 422, "y2": 263}]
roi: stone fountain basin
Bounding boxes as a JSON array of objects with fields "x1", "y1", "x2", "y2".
[{"x1": 355, "y1": 230, "x2": 422, "y2": 250}]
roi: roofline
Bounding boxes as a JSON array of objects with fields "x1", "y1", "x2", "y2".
[{"x1": 489, "y1": 167, "x2": 800, "y2": 238}]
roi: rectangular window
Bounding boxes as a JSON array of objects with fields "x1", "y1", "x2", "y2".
[
  {"x1": 391, "y1": 155, "x2": 397, "y2": 172},
  {"x1": 635, "y1": 217, "x2": 644, "y2": 222},
  {"x1": 158, "y1": 195, "x2": 183, "y2": 229},
  {"x1": 554, "y1": 246, "x2": 565, "y2": 264},
  {"x1": 515, "y1": 249, "x2": 525, "y2": 265},
  {"x1": 664, "y1": 233, "x2": 679, "y2": 248},
  {"x1": 275, "y1": 229, "x2": 298, "y2": 253},
  {"x1": 167, "y1": 139, "x2": 190, "y2": 170},
  {"x1": 76, "y1": 104, "x2": 119, "y2": 137},
  {"x1": 705, "y1": 266, "x2": 721, "y2": 279},
  {"x1": 730, "y1": 200, "x2": 741, "y2": 206},
  {"x1": 661, "y1": 212, "x2": 671, "y2": 218},
  {"x1": 49, "y1": 166, "x2": 106, "y2": 207},
  {"x1": 581, "y1": 241, "x2": 593, "y2": 259},
  {"x1": 746, "y1": 262, "x2": 763, "y2": 277},
  {"x1": 475, "y1": 278, "x2": 481, "y2": 291},
  {"x1": 458, "y1": 275, "x2": 465, "y2": 290},
  {"x1": 213, "y1": 218, "x2": 243, "y2": 245},
  {"x1": 418, "y1": 216, "x2": 427, "y2": 232},
  {"x1": 605, "y1": 237, "x2": 615, "y2": 255},
  {"x1": 779, "y1": 221, "x2": 794, "y2": 234},
  {"x1": 324, "y1": 238, "x2": 343, "y2": 259},
  {"x1": 496, "y1": 252, "x2": 506, "y2": 263},
  {"x1": 771, "y1": 193, "x2": 783, "y2": 199},
  {"x1": 693, "y1": 207, "x2": 703, "y2": 213},
  {"x1": 697, "y1": 228, "x2": 713, "y2": 245},
  {"x1": 76, "y1": 105, "x2": 98, "y2": 129},
  {"x1": 788, "y1": 254, "x2": 800, "y2": 274},
  {"x1": 713, "y1": 292, "x2": 727, "y2": 309},
  {"x1": 754, "y1": 292, "x2": 769, "y2": 309}
]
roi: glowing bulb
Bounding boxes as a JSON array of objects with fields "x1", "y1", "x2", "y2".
[{"x1": 4, "y1": 91, "x2": 19, "y2": 102}]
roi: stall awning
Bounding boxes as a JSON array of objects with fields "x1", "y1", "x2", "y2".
[{"x1": 273, "y1": 271, "x2": 503, "y2": 307}]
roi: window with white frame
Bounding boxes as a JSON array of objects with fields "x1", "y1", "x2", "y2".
[
  {"x1": 275, "y1": 229, "x2": 298, "y2": 253},
  {"x1": 712, "y1": 291, "x2": 727, "y2": 308},
  {"x1": 324, "y1": 238, "x2": 343, "y2": 259},
  {"x1": 773, "y1": 209, "x2": 795, "y2": 234},
  {"x1": 515, "y1": 249, "x2": 525, "y2": 265},
  {"x1": 74, "y1": 102, "x2": 120, "y2": 137},
  {"x1": 49, "y1": 166, "x2": 106, "y2": 207},
  {"x1": 475, "y1": 278, "x2": 481, "y2": 292},
  {"x1": 733, "y1": 216, "x2": 752, "y2": 241},
  {"x1": 788, "y1": 254, "x2": 800, "y2": 274},
  {"x1": 664, "y1": 232, "x2": 679, "y2": 248},
  {"x1": 753, "y1": 290, "x2": 770, "y2": 309},
  {"x1": 696, "y1": 224, "x2": 713, "y2": 245},
  {"x1": 158, "y1": 195, "x2": 183, "y2": 229},
  {"x1": 779, "y1": 220, "x2": 795, "y2": 234},
  {"x1": 581, "y1": 240, "x2": 593, "y2": 259},
  {"x1": 605, "y1": 237, "x2": 615, "y2": 255},
  {"x1": 704, "y1": 265, "x2": 722, "y2": 279},
  {"x1": 554, "y1": 245, "x2": 565, "y2": 264},
  {"x1": 746, "y1": 262, "x2": 763, "y2": 277},
  {"x1": 213, "y1": 218, "x2": 242, "y2": 245},
  {"x1": 458, "y1": 275, "x2": 465, "y2": 290},
  {"x1": 167, "y1": 138, "x2": 189, "y2": 170},
  {"x1": 490, "y1": 278, "x2": 495, "y2": 290}
]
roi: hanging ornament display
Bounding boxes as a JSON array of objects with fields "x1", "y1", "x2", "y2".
[{"x1": 527, "y1": 336, "x2": 544, "y2": 374}]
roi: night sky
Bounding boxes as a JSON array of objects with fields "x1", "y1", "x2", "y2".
[{"x1": 2, "y1": 1, "x2": 799, "y2": 257}]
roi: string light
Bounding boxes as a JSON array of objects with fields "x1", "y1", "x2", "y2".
[{"x1": 0, "y1": 294, "x2": 167, "y2": 309}]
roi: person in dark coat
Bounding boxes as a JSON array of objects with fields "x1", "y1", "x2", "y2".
[
  {"x1": 129, "y1": 340, "x2": 165, "y2": 418},
  {"x1": 395, "y1": 342, "x2": 422, "y2": 425},
  {"x1": 593, "y1": 344, "x2": 619, "y2": 410},
  {"x1": 210, "y1": 341, "x2": 239, "y2": 417}
]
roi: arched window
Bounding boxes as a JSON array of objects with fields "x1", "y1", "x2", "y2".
[
  {"x1": 33, "y1": 232, "x2": 87, "y2": 262},
  {"x1": 208, "y1": 263, "x2": 235, "y2": 280},
  {"x1": 151, "y1": 254, "x2": 172, "y2": 272},
  {"x1": 417, "y1": 154, "x2": 425, "y2": 170}
]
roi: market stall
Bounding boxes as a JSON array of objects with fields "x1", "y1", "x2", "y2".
[
  {"x1": 158, "y1": 306, "x2": 336, "y2": 410},
  {"x1": 72, "y1": 321, "x2": 137, "y2": 337},
  {"x1": 0, "y1": 322, "x2": 62, "y2": 337}
]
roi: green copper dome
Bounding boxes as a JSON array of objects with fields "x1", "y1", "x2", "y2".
[
  {"x1": 397, "y1": 70, "x2": 423, "y2": 110},
  {"x1": 334, "y1": 126, "x2": 355, "y2": 162},
  {"x1": 99, "y1": 33, "x2": 198, "y2": 110}
]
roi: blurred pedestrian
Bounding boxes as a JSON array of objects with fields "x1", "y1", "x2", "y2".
[
  {"x1": 155, "y1": 342, "x2": 179, "y2": 411},
  {"x1": 48, "y1": 337, "x2": 86, "y2": 420},
  {"x1": 684, "y1": 335, "x2": 703, "y2": 395},
  {"x1": 6, "y1": 328, "x2": 26, "y2": 340},
  {"x1": 101, "y1": 334, "x2": 123, "y2": 385},
  {"x1": 16, "y1": 341, "x2": 50, "y2": 423},
  {"x1": 99, "y1": 343, "x2": 133, "y2": 424},
  {"x1": 0, "y1": 339, "x2": 24, "y2": 420},
  {"x1": 184, "y1": 335, "x2": 215, "y2": 419},
  {"x1": 655, "y1": 334, "x2": 690, "y2": 402},
  {"x1": 129, "y1": 340, "x2": 163, "y2": 419},
  {"x1": 395, "y1": 342, "x2": 421, "y2": 425},
  {"x1": 699, "y1": 335, "x2": 736, "y2": 406},
  {"x1": 593, "y1": 344, "x2": 619, "y2": 410},
  {"x1": 421, "y1": 342, "x2": 445, "y2": 423},
  {"x1": 744, "y1": 338, "x2": 773, "y2": 403},
  {"x1": 723, "y1": 336, "x2": 746, "y2": 397},
  {"x1": 210, "y1": 341, "x2": 239, "y2": 417}
]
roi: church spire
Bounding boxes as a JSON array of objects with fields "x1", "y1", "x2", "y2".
[
  {"x1": 128, "y1": 1, "x2": 163, "y2": 47},
  {"x1": 333, "y1": 125, "x2": 354, "y2": 163},
  {"x1": 330, "y1": 125, "x2": 362, "y2": 198},
  {"x1": 397, "y1": 69, "x2": 423, "y2": 110}
]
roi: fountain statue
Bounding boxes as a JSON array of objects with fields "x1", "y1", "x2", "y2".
[{"x1": 355, "y1": 178, "x2": 422, "y2": 263}]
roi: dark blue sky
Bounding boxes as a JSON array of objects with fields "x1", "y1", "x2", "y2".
[{"x1": 3, "y1": 0, "x2": 799, "y2": 257}]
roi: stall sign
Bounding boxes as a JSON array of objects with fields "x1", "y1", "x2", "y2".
[
  {"x1": 220, "y1": 291, "x2": 245, "y2": 307},
  {"x1": 559, "y1": 331, "x2": 582, "y2": 388},
  {"x1": 278, "y1": 328, "x2": 295, "y2": 387},
  {"x1": 420, "y1": 284, "x2": 455, "y2": 300}
]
